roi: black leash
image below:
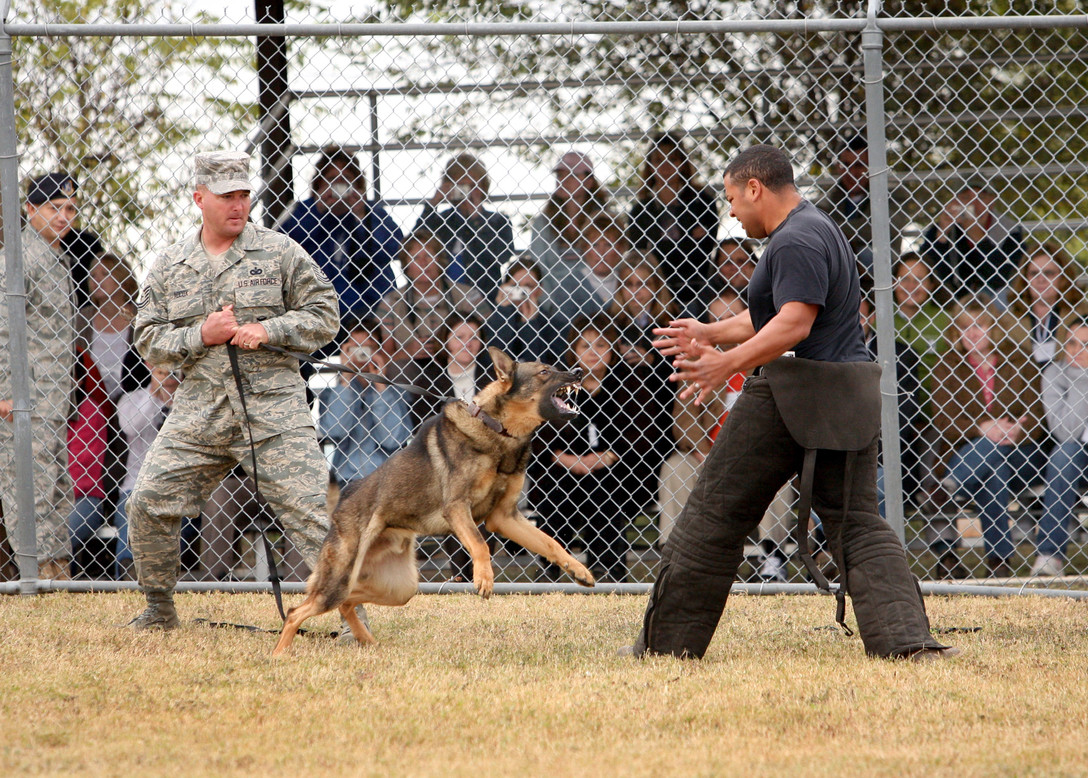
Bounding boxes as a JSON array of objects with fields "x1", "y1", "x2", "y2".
[{"x1": 226, "y1": 343, "x2": 287, "y2": 622}]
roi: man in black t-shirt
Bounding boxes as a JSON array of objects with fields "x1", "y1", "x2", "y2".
[{"x1": 626, "y1": 145, "x2": 957, "y2": 662}]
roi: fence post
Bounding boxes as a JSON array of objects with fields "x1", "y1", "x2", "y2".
[
  {"x1": 0, "y1": 14, "x2": 40, "y2": 593},
  {"x1": 255, "y1": 0, "x2": 294, "y2": 227},
  {"x1": 367, "y1": 91, "x2": 382, "y2": 202},
  {"x1": 862, "y1": 0, "x2": 906, "y2": 541}
]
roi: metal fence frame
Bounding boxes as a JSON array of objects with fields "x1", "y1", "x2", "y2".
[{"x1": 3, "y1": 2, "x2": 1088, "y2": 598}]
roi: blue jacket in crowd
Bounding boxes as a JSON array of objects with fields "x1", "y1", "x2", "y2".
[
  {"x1": 280, "y1": 197, "x2": 403, "y2": 319},
  {"x1": 318, "y1": 381, "x2": 414, "y2": 487}
]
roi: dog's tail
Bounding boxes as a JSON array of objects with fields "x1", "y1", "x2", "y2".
[{"x1": 346, "y1": 512, "x2": 386, "y2": 593}]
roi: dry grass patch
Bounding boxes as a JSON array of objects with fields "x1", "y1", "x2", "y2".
[{"x1": 1, "y1": 591, "x2": 1087, "y2": 777}]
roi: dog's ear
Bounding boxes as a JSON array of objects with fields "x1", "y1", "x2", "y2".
[{"x1": 488, "y1": 347, "x2": 515, "y2": 385}]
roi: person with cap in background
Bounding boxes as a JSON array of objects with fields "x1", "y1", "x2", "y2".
[
  {"x1": 124, "y1": 150, "x2": 340, "y2": 629},
  {"x1": 0, "y1": 172, "x2": 81, "y2": 579}
]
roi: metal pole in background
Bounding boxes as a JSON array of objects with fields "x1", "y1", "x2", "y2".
[
  {"x1": 255, "y1": 0, "x2": 294, "y2": 227},
  {"x1": 0, "y1": 6, "x2": 41, "y2": 593},
  {"x1": 368, "y1": 91, "x2": 381, "y2": 202},
  {"x1": 862, "y1": 0, "x2": 906, "y2": 541}
]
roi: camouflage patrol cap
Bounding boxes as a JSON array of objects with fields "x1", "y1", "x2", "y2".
[{"x1": 194, "y1": 151, "x2": 253, "y2": 195}]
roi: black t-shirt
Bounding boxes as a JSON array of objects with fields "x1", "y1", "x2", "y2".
[{"x1": 746, "y1": 200, "x2": 869, "y2": 363}]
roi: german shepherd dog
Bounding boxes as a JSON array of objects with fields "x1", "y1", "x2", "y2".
[{"x1": 272, "y1": 348, "x2": 594, "y2": 655}]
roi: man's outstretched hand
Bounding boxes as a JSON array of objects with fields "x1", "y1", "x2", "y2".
[
  {"x1": 654, "y1": 318, "x2": 736, "y2": 406},
  {"x1": 652, "y1": 318, "x2": 709, "y2": 360},
  {"x1": 669, "y1": 342, "x2": 737, "y2": 406}
]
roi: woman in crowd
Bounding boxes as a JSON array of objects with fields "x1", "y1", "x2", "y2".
[
  {"x1": 930, "y1": 299, "x2": 1043, "y2": 577},
  {"x1": 68, "y1": 253, "x2": 149, "y2": 577},
  {"x1": 388, "y1": 315, "x2": 494, "y2": 582},
  {"x1": 610, "y1": 249, "x2": 680, "y2": 368},
  {"x1": 546, "y1": 212, "x2": 628, "y2": 333},
  {"x1": 892, "y1": 253, "x2": 956, "y2": 516},
  {"x1": 378, "y1": 229, "x2": 477, "y2": 362},
  {"x1": 531, "y1": 315, "x2": 672, "y2": 582},
  {"x1": 1006, "y1": 241, "x2": 1084, "y2": 368},
  {"x1": 1035, "y1": 317, "x2": 1088, "y2": 577},
  {"x1": 485, "y1": 255, "x2": 565, "y2": 366},
  {"x1": 628, "y1": 131, "x2": 719, "y2": 320},
  {"x1": 893, "y1": 253, "x2": 952, "y2": 383},
  {"x1": 415, "y1": 152, "x2": 514, "y2": 306},
  {"x1": 530, "y1": 151, "x2": 612, "y2": 298},
  {"x1": 712, "y1": 237, "x2": 759, "y2": 297}
]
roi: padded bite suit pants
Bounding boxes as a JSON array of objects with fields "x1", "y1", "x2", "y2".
[{"x1": 635, "y1": 376, "x2": 943, "y2": 659}]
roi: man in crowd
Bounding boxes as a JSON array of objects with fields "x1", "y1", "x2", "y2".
[
  {"x1": 0, "y1": 173, "x2": 81, "y2": 579},
  {"x1": 279, "y1": 146, "x2": 401, "y2": 331},
  {"x1": 816, "y1": 134, "x2": 907, "y2": 273}
]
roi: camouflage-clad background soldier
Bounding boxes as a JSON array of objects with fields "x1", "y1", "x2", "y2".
[
  {"x1": 125, "y1": 151, "x2": 339, "y2": 629},
  {"x1": 0, "y1": 173, "x2": 80, "y2": 579}
]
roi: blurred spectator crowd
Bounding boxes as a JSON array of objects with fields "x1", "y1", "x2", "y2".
[{"x1": 2, "y1": 131, "x2": 1087, "y2": 585}]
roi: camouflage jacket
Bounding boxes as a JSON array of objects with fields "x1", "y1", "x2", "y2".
[
  {"x1": 0, "y1": 227, "x2": 75, "y2": 421},
  {"x1": 133, "y1": 222, "x2": 339, "y2": 444}
]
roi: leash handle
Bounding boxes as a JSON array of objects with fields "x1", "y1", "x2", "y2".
[{"x1": 226, "y1": 343, "x2": 287, "y2": 622}]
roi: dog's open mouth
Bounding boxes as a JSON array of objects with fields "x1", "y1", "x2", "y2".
[{"x1": 551, "y1": 383, "x2": 581, "y2": 416}]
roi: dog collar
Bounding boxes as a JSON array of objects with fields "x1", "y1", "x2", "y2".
[{"x1": 466, "y1": 401, "x2": 514, "y2": 438}]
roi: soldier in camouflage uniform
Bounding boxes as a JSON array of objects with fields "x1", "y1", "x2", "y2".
[
  {"x1": 126, "y1": 151, "x2": 339, "y2": 629},
  {"x1": 0, "y1": 173, "x2": 80, "y2": 579}
]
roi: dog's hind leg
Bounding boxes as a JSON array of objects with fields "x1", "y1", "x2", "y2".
[
  {"x1": 272, "y1": 597, "x2": 331, "y2": 656},
  {"x1": 487, "y1": 512, "x2": 595, "y2": 587},
  {"x1": 446, "y1": 502, "x2": 494, "y2": 598},
  {"x1": 271, "y1": 513, "x2": 389, "y2": 656},
  {"x1": 337, "y1": 601, "x2": 378, "y2": 646},
  {"x1": 273, "y1": 542, "x2": 354, "y2": 656}
]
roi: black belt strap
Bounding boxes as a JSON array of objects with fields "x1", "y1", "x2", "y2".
[
  {"x1": 226, "y1": 343, "x2": 286, "y2": 622},
  {"x1": 794, "y1": 450, "x2": 828, "y2": 591},
  {"x1": 793, "y1": 448, "x2": 854, "y2": 637},
  {"x1": 836, "y1": 451, "x2": 857, "y2": 634}
]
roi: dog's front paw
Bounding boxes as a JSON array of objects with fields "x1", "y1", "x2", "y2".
[
  {"x1": 474, "y1": 569, "x2": 495, "y2": 599},
  {"x1": 567, "y1": 562, "x2": 595, "y2": 588}
]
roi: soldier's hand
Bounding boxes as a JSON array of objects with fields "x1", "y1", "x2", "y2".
[
  {"x1": 201, "y1": 304, "x2": 239, "y2": 346},
  {"x1": 231, "y1": 321, "x2": 270, "y2": 350},
  {"x1": 0, "y1": 399, "x2": 12, "y2": 422}
]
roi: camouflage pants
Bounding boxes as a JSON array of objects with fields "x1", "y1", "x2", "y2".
[
  {"x1": 126, "y1": 426, "x2": 329, "y2": 592},
  {"x1": 0, "y1": 417, "x2": 73, "y2": 564}
]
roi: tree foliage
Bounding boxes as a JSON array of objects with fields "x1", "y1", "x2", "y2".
[
  {"x1": 353, "y1": 0, "x2": 1085, "y2": 252},
  {"x1": 11, "y1": 0, "x2": 254, "y2": 256}
]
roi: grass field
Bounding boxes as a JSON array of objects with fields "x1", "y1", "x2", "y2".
[{"x1": 1, "y1": 591, "x2": 1087, "y2": 777}]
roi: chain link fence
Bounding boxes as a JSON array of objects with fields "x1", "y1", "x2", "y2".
[{"x1": 2, "y1": 1, "x2": 1087, "y2": 595}]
